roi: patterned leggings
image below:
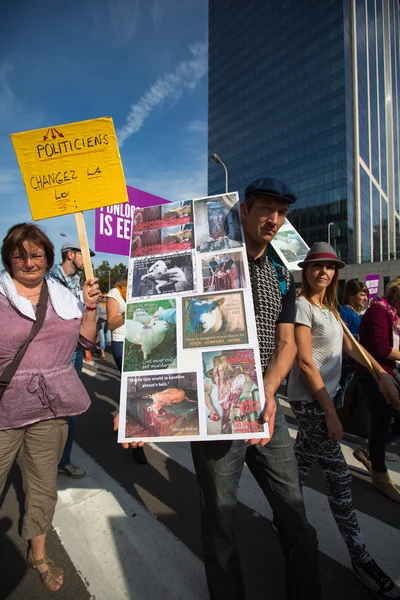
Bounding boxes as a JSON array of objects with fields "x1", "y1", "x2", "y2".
[{"x1": 290, "y1": 401, "x2": 369, "y2": 565}]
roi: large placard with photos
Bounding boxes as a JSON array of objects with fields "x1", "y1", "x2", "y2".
[{"x1": 118, "y1": 192, "x2": 269, "y2": 442}]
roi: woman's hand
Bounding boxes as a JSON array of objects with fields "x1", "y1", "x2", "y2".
[
  {"x1": 83, "y1": 278, "x2": 100, "y2": 307},
  {"x1": 325, "y1": 412, "x2": 343, "y2": 441},
  {"x1": 379, "y1": 372, "x2": 400, "y2": 408},
  {"x1": 113, "y1": 414, "x2": 146, "y2": 449}
]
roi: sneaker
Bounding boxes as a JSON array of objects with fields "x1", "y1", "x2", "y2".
[
  {"x1": 58, "y1": 463, "x2": 86, "y2": 478},
  {"x1": 372, "y1": 471, "x2": 400, "y2": 504},
  {"x1": 352, "y1": 559, "x2": 400, "y2": 599},
  {"x1": 132, "y1": 446, "x2": 147, "y2": 465},
  {"x1": 385, "y1": 451, "x2": 399, "y2": 462},
  {"x1": 353, "y1": 445, "x2": 372, "y2": 472}
]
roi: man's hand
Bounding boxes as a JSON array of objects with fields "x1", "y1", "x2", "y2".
[
  {"x1": 325, "y1": 413, "x2": 343, "y2": 441},
  {"x1": 113, "y1": 414, "x2": 146, "y2": 449},
  {"x1": 379, "y1": 372, "x2": 400, "y2": 408},
  {"x1": 245, "y1": 393, "x2": 276, "y2": 446}
]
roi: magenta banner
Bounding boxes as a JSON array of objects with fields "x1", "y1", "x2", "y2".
[
  {"x1": 365, "y1": 274, "x2": 380, "y2": 298},
  {"x1": 95, "y1": 186, "x2": 170, "y2": 256}
]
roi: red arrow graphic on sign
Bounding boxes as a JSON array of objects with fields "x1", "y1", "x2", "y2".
[
  {"x1": 52, "y1": 127, "x2": 64, "y2": 138},
  {"x1": 42, "y1": 127, "x2": 64, "y2": 141}
]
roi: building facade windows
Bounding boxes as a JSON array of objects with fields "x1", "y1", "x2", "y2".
[{"x1": 208, "y1": 0, "x2": 400, "y2": 264}]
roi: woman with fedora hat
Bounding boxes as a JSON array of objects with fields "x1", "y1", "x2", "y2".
[{"x1": 287, "y1": 242, "x2": 400, "y2": 600}]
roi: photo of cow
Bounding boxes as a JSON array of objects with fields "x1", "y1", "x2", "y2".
[
  {"x1": 125, "y1": 372, "x2": 199, "y2": 438},
  {"x1": 202, "y1": 349, "x2": 262, "y2": 436},
  {"x1": 182, "y1": 291, "x2": 248, "y2": 349},
  {"x1": 193, "y1": 193, "x2": 243, "y2": 253},
  {"x1": 129, "y1": 252, "x2": 195, "y2": 299}
]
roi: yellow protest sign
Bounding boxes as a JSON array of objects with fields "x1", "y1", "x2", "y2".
[{"x1": 10, "y1": 117, "x2": 128, "y2": 220}]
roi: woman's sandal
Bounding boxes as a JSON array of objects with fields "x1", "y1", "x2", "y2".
[{"x1": 28, "y1": 548, "x2": 64, "y2": 592}]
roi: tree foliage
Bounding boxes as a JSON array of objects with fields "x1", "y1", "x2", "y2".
[{"x1": 94, "y1": 261, "x2": 127, "y2": 293}]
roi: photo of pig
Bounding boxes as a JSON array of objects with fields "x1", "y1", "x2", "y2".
[
  {"x1": 193, "y1": 194, "x2": 243, "y2": 253},
  {"x1": 130, "y1": 252, "x2": 195, "y2": 299},
  {"x1": 130, "y1": 224, "x2": 194, "y2": 258},
  {"x1": 125, "y1": 372, "x2": 199, "y2": 438},
  {"x1": 202, "y1": 349, "x2": 263, "y2": 436},
  {"x1": 161, "y1": 200, "x2": 193, "y2": 227},
  {"x1": 124, "y1": 299, "x2": 177, "y2": 372},
  {"x1": 182, "y1": 291, "x2": 248, "y2": 349}
]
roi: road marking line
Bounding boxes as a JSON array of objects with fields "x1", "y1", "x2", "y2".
[
  {"x1": 54, "y1": 445, "x2": 207, "y2": 600},
  {"x1": 82, "y1": 367, "x2": 107, "y2": 381},
  {"x1": 95, "y1": 363, "x2": 121, "y2": 376},
  {"x1": 94, "y1": 391, "x2": 119, "y2": 410}
]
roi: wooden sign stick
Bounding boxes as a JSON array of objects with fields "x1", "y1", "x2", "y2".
[
  {"x1": 339, "y1": 317, "x2": 380, "y2": 383},
  {"x1": 75, "y1": 212, "x2": 94, "y2": 281}
]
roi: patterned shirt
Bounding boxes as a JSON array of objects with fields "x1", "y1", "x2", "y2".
[
  {"x1": 49, "y1": 264, "x2": 82, "y2": 299},
  {"x1": 247, "y1": 250, "x2": 295, "y2": 372}
]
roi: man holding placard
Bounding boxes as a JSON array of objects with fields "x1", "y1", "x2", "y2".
[{"x1": 191, "y1": 178, "x2": 321, "y2": 600}]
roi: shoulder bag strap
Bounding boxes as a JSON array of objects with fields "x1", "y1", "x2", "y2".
[
  {"x1": 0, "y1": 280, "x2": 49, "y2": 397},
  {"x1": 338, "y1": 314, "x2": 380, "y2": 383}
]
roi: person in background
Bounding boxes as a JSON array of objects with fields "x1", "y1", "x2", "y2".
[
  {"x1": 355, "y1": 278, "x2": 400, "y2": 503},
  {"x1": 287, "y1": 242, "x2": 400, "y2": 599},
  {"x1": 0, "y1": 223, "x2": 99, "y2": 592},
  {"x1": 338, "y1": 280, "x2": 396, "y2": 471},
  {"x1": 107, "y1": 280, "x2": 147, "y2": 465},
  {"x1": 208, "y1": 256, "x2": 219, "y2": 272},
  {"x1": 336, "y1": 279, "x2": 369, "y2": 412},
  {"x1": 339, "y1": 279, "x2": 369, "y2": 336},
  {"x1": 49, "y1": 241, "x2": 95, "y2": 479},
  {"x1": 96, "y1": 294, "x2": 111, "y2": 360}
]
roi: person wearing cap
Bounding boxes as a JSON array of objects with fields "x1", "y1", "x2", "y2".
[
  {"x1": 287, "y1": 242, "x2": 400, "y2": 599},
  {"x1": 49, "y1": 241, "x2": 95, "y2": 479},
  {"x1": 190, "y1": 178, "x2": 322, "y2": 600}
]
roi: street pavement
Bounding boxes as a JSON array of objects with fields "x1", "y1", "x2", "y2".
[{"x1": 1, "y1": 351, "x2": 400, "y2": 600}]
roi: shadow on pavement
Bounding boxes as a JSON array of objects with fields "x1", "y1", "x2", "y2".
[{"x1": 0, "y1": 463, "x2": 90, "y2": 599}]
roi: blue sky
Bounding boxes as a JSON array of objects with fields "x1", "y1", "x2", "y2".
[{"x1": 0, "y1": 0, "x2": 208, "y2": 268}]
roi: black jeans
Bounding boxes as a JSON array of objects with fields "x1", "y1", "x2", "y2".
[
  {"x1": 191, "y1": 403, "x2": 321, "y2": 600},
  {"x1": 356, "y1": 372, "x2": 395, "y2": 473}
]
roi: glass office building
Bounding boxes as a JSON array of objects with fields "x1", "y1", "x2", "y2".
[{"x1": 208, "y1": 0, "x2": 400, "y2": 263}]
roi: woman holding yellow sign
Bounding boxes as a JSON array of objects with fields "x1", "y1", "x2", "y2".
[{"x1": 0, "y1": 223, "x2": 100, "y2": 592}]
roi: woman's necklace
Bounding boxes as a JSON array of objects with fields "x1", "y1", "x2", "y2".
[
  {"x1": 314, "y1": 301, "x2": 331, "y2": 319},
  {"x1": 16, "y1": 283, "x2": 43, "y2": 300}
]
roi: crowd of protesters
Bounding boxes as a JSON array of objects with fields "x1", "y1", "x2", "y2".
[{"x1": 0, "y1": 176, "x2": 400, "y2": 599}]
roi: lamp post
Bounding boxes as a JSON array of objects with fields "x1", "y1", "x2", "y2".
[
  {"x1": 210, "y1": 153, "x2": 229, "y2": 193},
  {"x1": 328, "y1": 222, "x2": 334, "y2": 246}
]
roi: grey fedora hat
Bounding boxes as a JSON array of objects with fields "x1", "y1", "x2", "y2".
[{"x1": 297, "y1": 242, "x2": 346, "y2": 269}]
